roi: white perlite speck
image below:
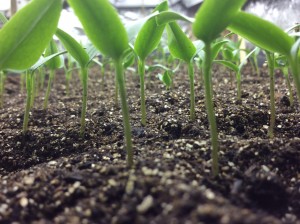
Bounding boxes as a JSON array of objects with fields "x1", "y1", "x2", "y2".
[{"x1": 137, "y1": 195, "x2": 154, "y2": 213}]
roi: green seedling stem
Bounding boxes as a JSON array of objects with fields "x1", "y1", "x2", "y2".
[
  {"x1": 138, "y1": 59, "x2": 146, "y2": 126},
  {"x1": 281, "y1": 67, "x2": 294, "y2": 106},
  {"x1": 265, "y1": 52, "x2": 275, "y2": 138},
  {"x1": 188, "y1": 61, "x2": 195, "y2": 121},
  {"x1": 193, "y1": 0, "x2": 246, "y2": 176},
  {"x1": 289, "y1": 38, "x2": 300, "y2": 100},
  {"x1": 23, "y1": 71, "x2": 33, "y2": 134},
  {"x1": 80, "y1": 67, "x2": 88, "y2": 136},
  {"x1": 134, "y1": 1, "x2": 168, "y2": 126},
  {"x1": 43, "y1": 39, "x2": 62, "y2": 110},
  {"x1": 203, "y1": 44, "x2": 219, "y2": 176},
  {"x1": 0, "y1": 71, "x2": 6, "y2": 108},
  {"x1": 115, "y1": 59, "x2": 133, "y2": 167}
]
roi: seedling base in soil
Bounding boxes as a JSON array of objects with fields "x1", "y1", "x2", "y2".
[{"x1": 0, "y1": 65, "x2": 299, "y2": 223}]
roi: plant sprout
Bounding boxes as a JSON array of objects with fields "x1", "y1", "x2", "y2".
[
  {"x1": 0, "y1": 0, "x2": 62, "y2": 134},
  {"x1": 192, "y1": 0, "x2": 246, "y2": 176},
  {"x1": 215, "y1": 46, "x2": 258, "y2": 101},
  {"x1": 67, "y1": 0, "x2": 133, "y2": 167},
  {"x1": 166, "y1": 21, "x2": 196, "y2": 120},
  {"x1": 134, "y1": 1, "x2": 168, "y2": 126},
  {"x1": 274, "y1": 54, "x2": 294, "y2": 106},
  {"x1": 228, "y1": 11, "x2": 299, "y2": 98},
  {"x1": 55, "y1": 28, "x2": 99, "y2": 137}
]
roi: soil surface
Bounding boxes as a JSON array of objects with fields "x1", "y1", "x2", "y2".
[{"x1": 0, "y1": 61, "x2": 299, "y2": 224}]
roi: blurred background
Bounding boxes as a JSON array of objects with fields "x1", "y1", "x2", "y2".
[{"x1": 0, "y1": 0, "x2": 299, "y2": 44}]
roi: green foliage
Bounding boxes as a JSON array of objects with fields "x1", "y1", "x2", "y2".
[
  {"x1": 134, "y1": 1, "x2": 168, "y2": 60},
  {"x1": 67, "y1": 0, "x2": 128, "y2": 61},
  {"x1": 192, "y1": 0, "x2": 246, "y2": 43},
  {"x1": 44, "y1": 39, "x2": 62, "y2": 70},
  {"x1": 0, "y1": 0, "x2": 62, "y2": 70},
  {"x1": 166, "y1": 22, "x2": 196, "y2": 62},
  {"x1": 228, "y1": 11, "x2": 294, "y2": 55},
  {"x1": 55, "y1": 28, "x2": 89, "y2": 68},
  {"x1": 158, "y1": 70, "x2": 172, "y2": 89}
]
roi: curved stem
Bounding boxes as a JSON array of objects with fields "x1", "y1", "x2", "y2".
[
  {"x1": 115, "y1": 59, "x2": 133, "y2": 167},
  {"x1": 80, "y1": 67, "x2": 88, "y2": 137},
  {"x1": 188, "y1": 61, "x2": 195, "y2": 121},
  {"x1": 203, "y1": 43, "x2": 219, "y2": 177},
  {"x1": 282, "y1": 67, "x2": 294, "y2": 107},
  {"x1": 138, "y1": 59, "x2": 146, "y2": 126},
  {"x1": 236, "y1": 71, "x2": 242, "y2": 101}
]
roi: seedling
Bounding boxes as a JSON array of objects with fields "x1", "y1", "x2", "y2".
[
  {"x1": 134, "y1": 1, "x2": 168, "y2": 126},
  {"x1": 275, "y1": 54, "x2": 294, "y2": 106},
  {"x1": 228, "y1": 11, "x2": 299, "y2": 99},
  {"x1": 0, "y1": 0, "x2": 62, "y2": 134},
  {"x1": 166, "y1": 21, "x2": 196, "y2": 120},
  {"x1": 192, "y1": 0, "x2": 246, "y2": 176},
  {"x1": 55, "y1": 28, "x2": 99, "y2": 137},
  {"x1": 68, "y1": 0, "x2": 133, "y2": 167},
  {"x1": 215, "y1": 46, "x2": 258, "y2": 101}
]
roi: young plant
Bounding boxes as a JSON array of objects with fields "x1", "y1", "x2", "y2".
[
  {"x1": 134, "y1": 1, "x2": 168, "y2": 126},
  {"x1": 0, "y1": 0, "x2": 62, "y2": 134},
  {"x1": 67, "y1": 0, "x2": 133, "y2": 167},
  {"x1": 55, "y1": 28, "x2": 95, "y2": 137},
  {"x1": 275, "y1": 54, "x2": 294, "y2": 106},
  {"x1": 43, "y1": 39, "x2": 63, "y2": 109},
  {"x1": 228, "y1": 11, "x2": 299, "y2": 98},
  {"x1": 166, "y1": 22, "x2": 196, "y2": 120},
  {"x1": 192, "y1": 0, "x2": 246, "y2": 176},
  {"x1": 215, "y1": 46, "x2": 258, "y2": 101}
]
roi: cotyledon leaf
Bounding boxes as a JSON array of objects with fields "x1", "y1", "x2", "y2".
[
  {"x1": 67, "y1": 0, "x2": 128, "y2": 61},
  {"x1": 0, "y1": 0, "x2": 62, "y2": 70},
  {"x1": 192, "y1": 0, "x2": 246, "y2": 43},
  {"x1": 55, "y1": 28, "x2": 90, "y2": 68},
  {"x1": 228, "y1": 11, "x2": 294, "y2": 55}
]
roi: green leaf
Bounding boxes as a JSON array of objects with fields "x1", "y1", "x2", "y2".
[
  {"x1": 134, "y1": 2, "x2": 168, "y2": 61},
  {"x1": 155, "y1": 11, "x2": 194, "y2": 26},
  {"x1": 192, "y1": 0, "x2": 246, "y2": 43},
  {"x1": 211, "y1": 40, "x2": 229, "y2": 61},
  {"x1": 67, "y1": 0, "x2": 128, "y2": 61},
  {"x1": 45, "y1": 39, "x2": 63, "y2": 70},
  {"x1": 214, "y1": 60, "x2": 239, "y2": 72},
  {"x1": 56, "y1": 28, "x2": 89, "y2": 68},
  {"x1": 0, "y1": 0, "x2": 62, "y2": 70},
  {"x1": 228, "y1": 11, "x2": 294, "y2": 55},
  {"x1": 126, "y1": 11, "x2": 159, "y2": 42},
  {"x1": 158, "y1": 70, "x2": 172, "y2": 88},
  {"x1": 238, "y1": 47, "x2": 259, "y2": 71},
  {"x1": 147, "y1": 64, "x2": 171, "y2": 73},
  {"x1": 31, "y1": 51, "x2": 67, "y2": 72},
  {"x1": 166, "y1": 22, "x2": 196, "y2": 62}
]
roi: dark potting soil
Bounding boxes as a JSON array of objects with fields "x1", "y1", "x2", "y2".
[{"x1": 0, "y1": 63, "x2": 299, "y2": 224}]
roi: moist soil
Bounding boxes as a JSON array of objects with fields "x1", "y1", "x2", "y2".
[{"x1": 0, "y1": 62, "x2": 299, "y2": 224}]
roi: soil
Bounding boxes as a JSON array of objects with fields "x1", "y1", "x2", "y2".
[{"x1": 0, "y1": 61, "x2": 299, "y2": 224}]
